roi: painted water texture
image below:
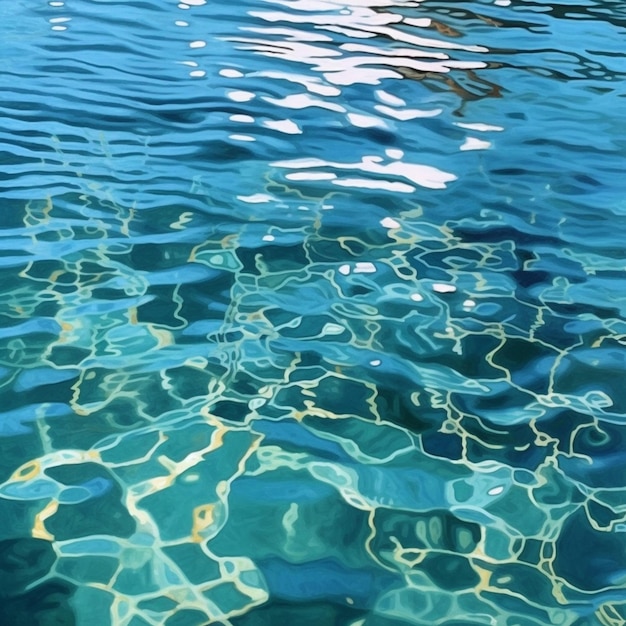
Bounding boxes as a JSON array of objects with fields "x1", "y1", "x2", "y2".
[{"x1": 1, "y1": 0, "x2": 625, "y2": 624}]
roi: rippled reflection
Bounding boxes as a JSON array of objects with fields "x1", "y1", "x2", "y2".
[{"x1": 1, "y1": 0, "x2": 625, "y2": 625}]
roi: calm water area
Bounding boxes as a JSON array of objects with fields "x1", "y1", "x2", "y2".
[{"x1": 0, "y1": 0, "x2": 625, "y2": 624}]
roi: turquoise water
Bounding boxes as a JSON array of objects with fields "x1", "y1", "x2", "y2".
[{"x1": 1, "y1": 0, "x2": 625, "y2": 624}]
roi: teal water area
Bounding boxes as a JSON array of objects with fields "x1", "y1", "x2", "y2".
[{"x1": 1, "y1": 0, "x2": 625, "y2": 624}]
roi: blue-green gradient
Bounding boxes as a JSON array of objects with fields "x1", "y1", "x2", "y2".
[{"x1": 0, "y1": 0, "x2": 625, "y2": 624}]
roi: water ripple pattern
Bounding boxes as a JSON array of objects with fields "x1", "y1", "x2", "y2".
[{"x1": 0, "y1": 0, "x2": 625, "y2": 625}]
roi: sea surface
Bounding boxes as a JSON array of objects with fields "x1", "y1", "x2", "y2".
[{"x1": 1, "y1": 0, "x2": 625, "y2": 625}]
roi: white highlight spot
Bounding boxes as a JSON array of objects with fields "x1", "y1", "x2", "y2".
[
  {"x1": 255, "y1": 70, "x2": 341, "y2": 97},
  {"x1": 175, "y1": 20, "x2": 189, "y2": 26},
  {"x1": 375, "y1": 105, "x2": 442, "y2": 121},
  {"x1": 432, "y1": 283, "x2": 457, "y2": 294},
  {"x1": 455, "y1": 122, "x2": 504, "y2": 132},
  {"x1": 404, "y1": 17, "x2": 433, "y2": 28},
  {"x1": 237, "y1": 194, "x2": 274, "y2": 204},
  {"x1": 410, "y1": 293, "x2": 424, "y2": 302},
  {"x1": 189, "y1": 40, "x2": 206, "y2": 48},
  {"x1": 229, "y1": 134, "x2": 255, "y2": 142},
  {"x1": 463, "y1": 299, "x2": 476, "y2": 308},
  {"x1": 262, "y1": 235, "x2": 275, "y2": 242},
  {"x1": 190, "y1": 70, "x2": 206, "y2": 78},
  {"x1": 488, "y1": 485, "x2": 505, "y2": 496},
  {"x1": 264, "y1": 93, "x2": 346, "y2": 113},
  {"x1": 249, "y1": 397, "x2": 266, "y2": 410},
  {"x1": 220, "y1": 69, "x2": 244, "y2": 78},
  {"x1": 375, "y1": 90, "x2": 406, "y2": 107},
  {"x1": 338, "y1": 265, "x2": 351, "y2": 276},
  {"x1": 354, "y1": 262, "x2": 376, "y2": 274},
  {"x1": 347, "y1": 112, "x2": 386, "y2": 129},
  {"x1": 285, "y1": 172, "x2": 336, "y2": 181},
  {"x1": 385, "y1": 148, "x2": 404, "y2": 160},
  {"x1": 333, "y1": 178, "x2": 415, "y2": 194},
  {"x1": 370, "y1": 359, "x2": 382, "y2": 367},
  {"x1": 227, "y1": 90, "x2": 255, "y2": 102},
  {"x1": 230, "y1": 114, "x2": 255, "y2": 123},
  {"x1": 51, "y1": 25, "x2": 67, "y2": 30},
  {"x1": 460, "y1": 137, "x2": 492, "y2": 151},
  {"x1": 273, "y1": 156, "x2": 454, "y2": 191},
  {"x1": 321, "y1": 323, "x2": 345, "y2": 336},
  {"x1": 263, "y1": 119, "x2": 302, "y2": 135},
  {"x1": 380, "y1": 217, "x2": 400, "y2": 229}
]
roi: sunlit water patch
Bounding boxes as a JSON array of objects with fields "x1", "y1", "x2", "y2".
[{"x1": 1, "y1": 0, "x2": 625, "y2": 624}]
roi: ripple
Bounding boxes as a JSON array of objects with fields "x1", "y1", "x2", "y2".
[{"x1": 0, "y1": 0, "x2": 625, "y2": 624}]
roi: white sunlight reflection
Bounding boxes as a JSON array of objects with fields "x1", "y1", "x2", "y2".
[
  {"x1": 233, "y1": 0, "x2": 488, "y2": 88},
  {"x1": 272, "y1": 156, "x2": 457, "y2": 190},
  {"x1": 221, "y1": 0, "x2": 506, "y2": 193}
]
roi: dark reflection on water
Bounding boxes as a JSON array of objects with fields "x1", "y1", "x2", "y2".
[{"x1": 0, "y1": 0, "x2": 625, "y2": 625}]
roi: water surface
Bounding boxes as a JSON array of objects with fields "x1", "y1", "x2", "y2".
[{"x1": 1, "y1": 0, "x2": 625, "y2": 625}]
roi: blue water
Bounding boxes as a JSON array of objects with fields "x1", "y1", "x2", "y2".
[{"x1": 1, "y1": 0, "x2": 625, "y2": 624}]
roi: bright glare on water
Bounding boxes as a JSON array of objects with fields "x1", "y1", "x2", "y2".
[{"x1": 0, "y1": 1, "x2": 625, "y2": 625}]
